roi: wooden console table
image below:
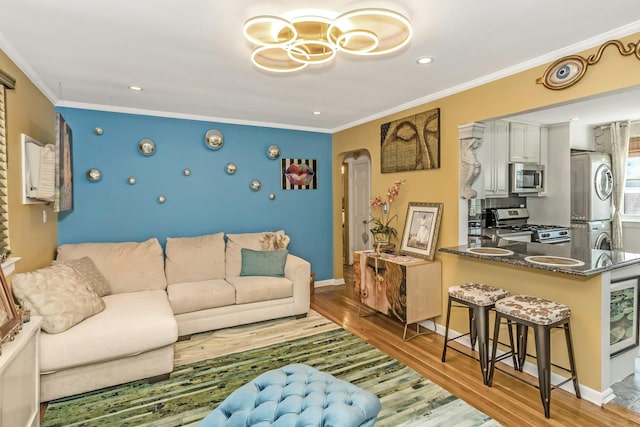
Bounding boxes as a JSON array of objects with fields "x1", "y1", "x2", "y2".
[{"x1": 355, "y1": 251, "x2": 441, "y2": 340}]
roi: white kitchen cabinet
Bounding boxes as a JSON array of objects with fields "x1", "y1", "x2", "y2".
[
  {"x1": 509, "y1": 122, "x2": 541, "y2": 163},
  {"x1": 479, "y1": 120, "x2": 510, "y2": 198},
  {"x1": 560, "y1": 122, "x2": 595, "y2": 151}
]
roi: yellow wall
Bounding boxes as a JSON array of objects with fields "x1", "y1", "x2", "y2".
[
  {"x1": 333, "y1": 32, "x2": 640, "y2": 391},
  {"x1": 0, "y1": 50, "x2": 57, "y2": 274}
]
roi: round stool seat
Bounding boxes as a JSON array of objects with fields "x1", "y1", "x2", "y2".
[
  {"x1": 448, "y1": 283, "x2": 510, "y2": 306},
  {"x1": 495, "y1": 295, "x2": 571, "y2": 325}
]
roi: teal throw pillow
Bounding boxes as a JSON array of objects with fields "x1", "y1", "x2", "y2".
[{"x1": 240, "y1": 249, "x2": 288, "y2": 277}]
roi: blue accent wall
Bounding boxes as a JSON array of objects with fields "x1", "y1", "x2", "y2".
[{"x1": 55, "y1": 108, "x2": 334, "y2": 280}]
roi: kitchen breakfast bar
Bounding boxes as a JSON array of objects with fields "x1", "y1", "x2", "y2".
[{"x1": 439, "y1": 240, "x2": 640, "y2": 405}]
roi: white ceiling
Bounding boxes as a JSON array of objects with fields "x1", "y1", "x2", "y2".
[{"x1": 2, "y1": 0, "x2": 640, "y2": 133}]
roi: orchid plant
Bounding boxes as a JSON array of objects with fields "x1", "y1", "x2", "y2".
[{"x1": 369, "y1": 180, "x2": 406, "y2": 239}]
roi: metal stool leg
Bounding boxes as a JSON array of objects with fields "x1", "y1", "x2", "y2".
[
  {"x1": 563, "y1": 320, "x2": 581, "y2": 399},
  {"x1": 516, "y1": 324, "x2": 528, "y2": 372},
  {"x1": 469, "y1": 307, "x2": 477, "y2": 350},
  {"x1": 488, "y1": 311, "x2": 503, "y2": 386},
  {"x1": 474, "y1": 305, "x2": 491, "y2": 385},
  {"x1": 441, "y1": 297, "x2": 453, "y2": 362},
  {"x1": 506, "y1": 319, "x2": 518, "y2": 370},
  {"x1": 533, "y1": 324, "x2": 552, "y2": 419}
]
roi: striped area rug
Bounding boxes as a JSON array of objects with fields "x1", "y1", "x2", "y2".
[{"x1": 42, "y1": 328, "x2": 500, "y2": 427}]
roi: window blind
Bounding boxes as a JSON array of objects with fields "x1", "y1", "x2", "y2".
[
  {"x1": 629, "y1": 136, "x2": 640, "y2": 158},
  {"x1": 0, "y1": 69, "x2": 16, "y2": 261}
]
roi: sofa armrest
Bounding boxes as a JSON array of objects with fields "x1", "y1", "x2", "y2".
[{"x1": 284, "y1": 254, "x2": 311, "y2": 314}]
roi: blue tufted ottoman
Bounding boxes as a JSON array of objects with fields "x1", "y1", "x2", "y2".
[{"x1": 197, "y1": 363, "x2": 381, "y2": 427}]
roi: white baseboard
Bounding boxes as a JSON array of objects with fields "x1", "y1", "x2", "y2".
[{"x1": 315, "y1": 278, "x2": 344, "y2": 287}]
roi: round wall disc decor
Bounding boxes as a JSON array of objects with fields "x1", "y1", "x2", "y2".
[
  {"x1": 225, "y1": 163, "x2": 237, "y2": 174},
  {"x1": 250, "y1": 180, "x2": 262, "y2": 191},
  {"x1": 86, "y1": 168, "x2": 102, "y2": 182},
  {"x1": 138, "y1": 138, "x2": 156, "y2": 156},
  {"x1": 205, "y1": 129, "x2": 224, "y2": 150},
  {"x1": 267, "y1": 145, "x2": 281, "y2": 159}
]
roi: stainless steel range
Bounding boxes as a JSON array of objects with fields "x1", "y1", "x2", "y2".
[{"x1": 493, "y1": 208, "x2": 571, "y2": 244}]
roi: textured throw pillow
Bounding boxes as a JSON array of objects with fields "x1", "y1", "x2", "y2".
[
  {"x1": 240, "y1": 249, "x2": 288, "y2": 277},
  {"x1": 260, "y1": 231, "x2": 291, "y2": 251},
  {"x1": 12, "y1": 263, "x2": 106, "y2": 334},
  {"x1": 60, "y1": 257, "x2": 112, "y2": 297}
]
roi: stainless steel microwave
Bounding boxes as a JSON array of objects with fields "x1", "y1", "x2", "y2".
[{"x1": 510, "y1": 163, "x2": 545, "y2": 194}]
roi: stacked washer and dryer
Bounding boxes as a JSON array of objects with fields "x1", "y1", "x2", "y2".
[{"x1": 570, "y1": 152, "x2": 614, "y2": 250}]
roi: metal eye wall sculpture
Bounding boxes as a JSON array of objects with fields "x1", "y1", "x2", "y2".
[{"x1": 537, "y1": 38, "x2": 640, "y2": 90}]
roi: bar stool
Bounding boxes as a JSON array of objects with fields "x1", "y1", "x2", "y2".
[
  {"x1": 441, "y1": 283, "x2": 515, "y2": 385},
  {"x1": 488, "y1": 295, "x2": 581, "y2": 418}
]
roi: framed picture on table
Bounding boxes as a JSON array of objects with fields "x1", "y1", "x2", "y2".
[
  {"x1": 399, "y1": 202, "x2": 443, "y2": 261},
  {"x1": 0, "y1": 265, "x2": 20, "y2": 344}
]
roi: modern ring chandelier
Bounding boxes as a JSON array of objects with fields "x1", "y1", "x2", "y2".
[{"x1": 242, "y1": 8, "x2": 413, "y2": 73}]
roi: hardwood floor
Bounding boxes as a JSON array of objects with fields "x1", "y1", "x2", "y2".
[{"x1": 312, "y1": 271, "x2": 640, "y2": 426}]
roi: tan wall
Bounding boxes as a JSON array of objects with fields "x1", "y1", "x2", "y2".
[
  {"x1": 333, "y1": 32, "x2": 640, "y2": 391},
  {"x1": 1, "y1": 49, "x2": 57, "y2": 274}
]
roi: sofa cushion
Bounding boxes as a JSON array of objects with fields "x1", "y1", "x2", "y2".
[
  {"x1": 56, "y1": 238, "x2": 167, "y2": 294},
  {"x1": 226, "y1": 231, "x2": 285, "y2": 278},
  {"x1": 167, "y1": 279, "x2": 236, "y2": 315},
  {"x1": 165, "y1": 232, "x2": 225, "y2": 285},
  {"x1": 12, "y1": 263, "x2": 105, "y2": 334},
  {"x1": 226, "y1": 276, "x2": 293, "y2": 304},
  {"x1": 240, "y1": 249, "x2": 288, "y2": 277},
  {"x1": 60, "y1": 256, "x2": 112, "y2": 297},
  {"x1": 39, "y1": 290, "x2": 178, "y2": 373}
]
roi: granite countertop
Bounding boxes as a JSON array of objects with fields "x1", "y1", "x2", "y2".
[{"x1": 439, "y1": 240, "x2": 640, "y2": 276}]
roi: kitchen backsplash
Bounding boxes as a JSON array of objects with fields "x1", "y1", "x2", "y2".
[{"x1": 468, "y1": 196, "x2": 527, "y2": 221}]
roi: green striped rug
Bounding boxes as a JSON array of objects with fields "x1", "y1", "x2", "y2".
[{"x1": 42, "y1": 328, "x2": 500, "y2": 426}]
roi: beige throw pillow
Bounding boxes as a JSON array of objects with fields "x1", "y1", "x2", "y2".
[
  {"x1": 12, "y1": 263, "x2": 105, "y2": 334},
  {"x1": 60, "y1": 257, "x2": 112, "y2": 297}
]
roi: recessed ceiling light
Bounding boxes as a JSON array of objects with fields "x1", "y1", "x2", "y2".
[
  {"x1": 128, "y1": 85, "x2": 144, "y2": 91},
  {"x1": 312, "y1": 111, "x2": 322, "y2": 115},
  {"x1": 416, "y1": 56, "x2": 433, "y2": 65}
]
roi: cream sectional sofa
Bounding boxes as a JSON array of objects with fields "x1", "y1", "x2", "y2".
[
  {"x1": 166, "y1": 232, "x2": 311, "y2": 336},
  {"x1": 19, "y1": 231, "x2": 310, "y2": 402}
]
